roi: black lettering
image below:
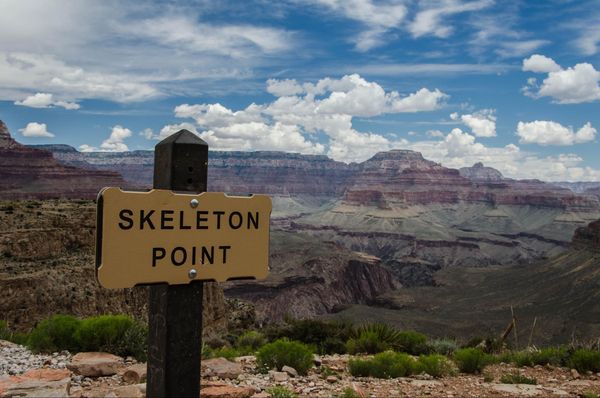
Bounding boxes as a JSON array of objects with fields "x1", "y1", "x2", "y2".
[
  {"x1": 219, "y1": 245, "x2": 231, "y2": 264},
  {"x1": 161, "y1": 210, "x2": 174, "y2": 230},
  {"x1": 196, "y1": 211, "x2": 209, "y2": 229},
  {"x1": 191, "y1": 246, "x2": 197, "y2": 265},
  {"x1": 201, "y1": 246, "x2": 214, "y2": 264},
  {"x1": 118, "y1": 209, "x2": 134, "y2": 230},
  {"x1": 152, "y1": 247, "x2": 166, "y2": 267},
  {"x1": 171, "y1": 247, "x2": 187, "y2": 266},
  {"x1": 140, "y1": 210, "x2": 155, "y2": 230},
  {"x1": 214, "y1": 211, "x2": 225, "y2": 229},
  {"x1": 229, "y1": 211, "x2": 243, "y2": 229},
  {"x1": 179, "y1": 211, "x2": 191, "y2": 230},
  {"x1": 247, "y1": 212, "x2": 259, "y2": 229}
]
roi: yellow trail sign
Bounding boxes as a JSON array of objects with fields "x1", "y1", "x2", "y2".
[{"x1": 96, "y1": 187, "x2": 271, "y2": 289}]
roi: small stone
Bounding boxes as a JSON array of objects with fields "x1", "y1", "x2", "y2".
[
  {"x1": 282, "y1": 365, "x2": 298, "y2": 377},
  {"x1": 570, "y1": 368, "x2": 580, "y2": 379},
  {"x1": 251, "y1": 393, "x2": 271, "y2": 398},
  {"x1": 269, "y1": 370, "x2": 289, "y2": 382},
  {"x1": 109, "y1": 384, "x2": 146, "y2": 398},
  {"x1": 122, "y1": 363, "x2": 147, "y2": 384},
  {"x1": 326, "y1": 375, "x2": 338, "y2": 383},
  {"x1": 313, "y1": 356, "x2": 322, "y2": 367}
]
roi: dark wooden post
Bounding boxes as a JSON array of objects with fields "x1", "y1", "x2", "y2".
[{"x1": 147, "y1": 130, "x2": 208, "y2": 398}]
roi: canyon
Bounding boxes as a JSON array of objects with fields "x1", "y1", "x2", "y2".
[{"x1": 2, "y1": 122, "x2": 600, "y2": 343}]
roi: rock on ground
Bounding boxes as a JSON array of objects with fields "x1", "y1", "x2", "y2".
[{"x1": 66, "y1": 352, "x2": 123, "y2": 377}]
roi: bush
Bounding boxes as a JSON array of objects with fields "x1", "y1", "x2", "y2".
[
  {"x1": 256, "y1": 339, "x2": 314, "y2": 375},
  {"x1": 266, "y1": 386, "x2": 297, "y2": 398},
  {"x1": 500, "y1": 373, "x2": 537, "y2": 385},
  {"x1": 396, "y1": 331, "x2": 429, "y2": 355},
  {"x1": 429, "y1": 338, "x2": 458, "y2": 356},
  {"x1": 0, "y1": 320, "x2": 10, "y2": 340},
  {"x1": 113, "y1": 320, "x2": 147, "y2": 361},
  {"x1": 454, "y1": 348, "x2": 490, "y2": 374},
  {"x1": 348, "y1": 351, "x2": 417, "y2": 379},
  {"x1": 569, "y1": 349, "x2": 600, "y2": 373},
  {"x1": 75, "y1": 315, "x2": 134, "y2": 354},
  {"x1": 236, "y1": 330, "x2": 266, "y2": 351},
  {"x1": 27, "y1": 315, "x2": 81, "y2": 353},
  {"x1": 511, "y1": 347, "x2": 569, "y2": 368},
  {"x1": 210, "y1": 346, "x2": 242, "y2": 361},
  {"x1": 267, "y1": 319, "x2": 353, "y2": 355},
  {"x1": 346, "y1": 331, "x2": 392, "y2": 355},
  {"x1": 416, "y1": 354, "x2": 455, "y2": 378}
]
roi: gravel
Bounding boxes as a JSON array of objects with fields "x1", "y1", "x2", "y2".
[{"x1": 0, "y1": 340, "x2": 71, "y2": 376}]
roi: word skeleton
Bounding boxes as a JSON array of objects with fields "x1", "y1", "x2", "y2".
[{"x1": 116, "y1": 208, "x2": 260, "y2": 267}]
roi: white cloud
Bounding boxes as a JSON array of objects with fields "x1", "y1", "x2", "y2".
[
  {"x1": 496, "y1": 40, "x2": 549, "y2": 58},
  {"x1": 409, "y1": 0, "x2": 493, "y2": 38},
  {"x1": 172, "y1": 74, "x2": 446, "y2": 163},
  {"x1": 18, "y1": 122, "x2": 54, "y2": 138},
  {"x1": 79, "y1": 125, "x2": 132, "y2": 152},
  {"x1": 522, "y1": 55, "x2": 600, "y2": 103},
  {"x1": 516, "y1": 120, "x2": 596, "y2": 146},
  {"x1": 307, "y1": 0, "x2": 407, "y2": 51},
  {"x1": 14, "y1": 92, "x2": 80, "y2": 109},
  {"x1": 405, "y1": 130, "x2": 600, "y2": 182},
  {"x1": 522, "y1": 54, "x2": 561, "y2": 73},
  {"x1": 0, "y1": 2, "x2": 296, "y2": 103},
  {"x1": 450, "y1": 109, "x2": 496, "y2": 137}
]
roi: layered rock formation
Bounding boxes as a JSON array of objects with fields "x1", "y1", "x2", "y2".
[
  {"x1": 225, "y1": 232, "x2": 400, "y2": 322},
  {"x1": 0, "y1": 121, "x2": 125, "y2": 199}
]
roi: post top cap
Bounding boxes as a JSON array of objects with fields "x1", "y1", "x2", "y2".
[{"x1": 156, "y1": 129, "x2": 208, "y2": 147}]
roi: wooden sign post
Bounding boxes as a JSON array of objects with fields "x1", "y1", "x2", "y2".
[
  {"x1": 95, "y1": 129, "x2": 271, "y2": 397},
  {"x1": 147, "y1": 130, "x2": 206, "y2": 398}
]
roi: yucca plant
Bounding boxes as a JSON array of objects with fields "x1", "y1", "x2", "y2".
[{"x1": 347, "y1": 323, "x2": 403, "y2": 354}]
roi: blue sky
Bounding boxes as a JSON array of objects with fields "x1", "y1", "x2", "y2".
[{"x1": 1, "y1": 0, "x2": 599, "y2": 180}]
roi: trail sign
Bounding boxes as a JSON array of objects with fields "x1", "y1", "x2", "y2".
[{"x1": 96, "y1": 188, "x2": 271, "y2": 289}]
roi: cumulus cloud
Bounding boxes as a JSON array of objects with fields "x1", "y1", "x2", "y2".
[
  {"x1": 15, "y1": 92, "x2": 80, "y2": 109},
  {"x1": 80, "y1": 125, "x2": 132, "y2": 152},
  {"x1": 522, "y1": 55, "x2": 600, "y2": 103},
  {"x1": 450, "y1": 109, "x2": 496, "y2": 137},
  {"x1": 18, "y1": 122, "x2": 54, "y2": 138},
  {"x1": 169, "y1": 74, "x2": 446, "y2": 163},
  {"x1": 409, "y1": 0, "x2": 493, "y2": 38},
  {"x1": 406, "y1": 130, "x2": 600, "y2": 182},
  {"x1": 516, "y1": 120, "x2": 596, "y2": 146}
]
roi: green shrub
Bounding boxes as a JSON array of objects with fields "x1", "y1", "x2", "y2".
[
  {"x1": 27, "y1": 315, "x2": 81, "y2": 353},
  {"x1": 568, "y1": 349, "x2": 600, "y2": 373},
  {"x1": 256, "y1": 339, "x2": 314, "y2": 375},
  {"x1": 429, "y1": 338, "x2": 458, "y2": 356},
  {"x1": 416, "y1": 354, "x2": 455, "y2": 378},
  {"x1": 454, "y1": 348, "x2": 490, "y2": 374},
  {"x1": 211, "y1": 346, "x2": 242, "y2": 361},
  {"x1": 512, "y1": 347, "x2": 569, "y2": 368},
  {"x1": 500, "y1": 373, "x2": 537, "y2": 385},
  {"x1": 346, "y1": 331, "x2": 391, "y2": 355},
  {"x1": 236, "y1": 330, "x2": 266, "y2": 351},
  {"x1": 0, "y1": 320, "x2": 10, "y2": 340},
  {"x1": 348, "y1": 351, "x2": 417, "y2": 379},
  {"x1": 113, "y1": 320, "x2": 147, "y2": 361},
  {"x1": 268, "y1": 319, "x2": 353, "y2": 355},
  {"x1": 582, "y1": 393, "x2": 599, "y2": 398},
  {"x1": 397, "y1": 331, "x2": 429, "y2": 355},
  {"x1": 266, "y1": 386, "x2": 297, "y2": 398},
  {"x1": 75, "y1": 315, "x2": 133, "y2": 353}
]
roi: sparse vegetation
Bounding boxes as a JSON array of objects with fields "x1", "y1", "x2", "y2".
[
  {"x1": 336, "y1": 388, "x2": 361, "y2": 398},
  {"x1": 267, "y1": 386, "x2": 297, "y2": 398},
  {"x1": 256, "y1": 339, "x2": 314, "y2": 375},
  {"x1": 347, "y1": 323, "x2": 420, "y2": 355},
  {"x1": 416, "y1": 354, "x2": 455, "y2": 378},
  {"x1": 265, "y1": 318, "x2": 352, "y2": 355},
  {"x1": 236, "y1": 330, "x2": 266, "y2": 352},
  {"x1": 511, "y1": 347, "x2": 569, "y2": 368},
  {"x1": 499, "y1": 372, "x2": 537, "y2": 385},
  {"x1": 348, "y1": 351, "x2": 417, "y2": 378},
  {"x1": 568, "y1": 349, "x2": 600, "y2": 373},
  {"x1": 453, "y1": 348, "x2": 490, "y2": 374},
  {"x1": 429, "y1": 338, "x2": 458, "y2": 356}
]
